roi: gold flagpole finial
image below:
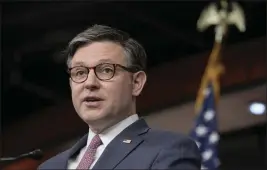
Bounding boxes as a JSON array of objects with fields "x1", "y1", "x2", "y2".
[{"x1": 197, "y1": 0, "x2": 246, "y2": 43}]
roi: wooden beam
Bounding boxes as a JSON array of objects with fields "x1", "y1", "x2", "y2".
[
  {"x1": 138, "y1": 37, "x2": 266, "y2": 114},
  {"x1": 1, "y1": 37, "x2": 266, "y2": 158}
]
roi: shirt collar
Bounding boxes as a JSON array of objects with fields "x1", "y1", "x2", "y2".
[{"x1": 87, "y1": 114, "x2": 139, "y2": 147}]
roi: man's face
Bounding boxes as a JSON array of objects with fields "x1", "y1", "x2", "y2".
[{"x1": 69, "y1": 41, "x2": 146, "y2": 128}]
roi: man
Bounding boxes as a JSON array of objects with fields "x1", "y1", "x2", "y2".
[{"x1": 38, "y1": 24, "x2": 201, "y2": 169}]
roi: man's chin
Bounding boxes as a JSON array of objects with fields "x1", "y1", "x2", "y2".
[{"x1": 81, "y1": 111, "x2": 104, "y2": 122}]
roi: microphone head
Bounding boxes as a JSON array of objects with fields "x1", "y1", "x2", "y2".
[{"x1": 28, "y1": 149, "x2": 44, "y2": 160}]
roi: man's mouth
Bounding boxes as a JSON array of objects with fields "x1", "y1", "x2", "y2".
[
  {"x1": 84, "y1": 96, "x2": 103, "y2": 102},
  {"x1": 83, "y1": 96, "x2": 103, "y2": 107}
]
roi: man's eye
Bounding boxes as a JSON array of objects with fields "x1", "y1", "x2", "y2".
[
  {"x1": 102, "y1": 67, "x2": 113, "y2": 73},
  {"x1": 75, "y1": 70, "x2": 85, "y2": 76}
]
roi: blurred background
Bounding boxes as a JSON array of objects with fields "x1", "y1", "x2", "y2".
[{"x1": 1, "y1": 1, "x2": 266, "y2": 170}]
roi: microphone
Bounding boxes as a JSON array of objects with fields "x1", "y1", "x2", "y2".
[{"x1": 0, "y1": 149, "x2": 43, "y2": 163}]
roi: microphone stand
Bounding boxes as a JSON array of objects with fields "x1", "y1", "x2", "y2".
[{"x1": 0, "y1": 149, "x2": 43, "y2": 169}]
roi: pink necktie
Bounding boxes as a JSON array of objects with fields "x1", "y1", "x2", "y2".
[{"x1": 76, "y1": 135, "x2": 102, "y2": 169}]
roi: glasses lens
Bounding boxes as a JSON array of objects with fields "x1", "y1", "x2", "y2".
[
  {"x1": 70, "y1": 66, "x2": 88, "y2": 83},
  {"x1": 95, "y1": 63, "x2": 115, "y2": 80}
]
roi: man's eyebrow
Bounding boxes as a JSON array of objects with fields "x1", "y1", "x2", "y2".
[
  {"x1": 71, "y1": 59, "x2": 117, "y2": 67},
  {"x1": 98, "y1": 59, "x2": 115, "y2": 63},
  {"x1": 71, "y1": 61, "x2": 86, "y2": 66}
]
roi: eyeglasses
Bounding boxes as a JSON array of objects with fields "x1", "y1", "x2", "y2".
[{"x1": 68, "y1": 63, "x2": 140, "y2": 83}]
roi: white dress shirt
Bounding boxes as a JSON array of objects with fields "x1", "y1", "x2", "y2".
[{"x1": 68, "y1": 114, "x2": 139, "y2": 169}]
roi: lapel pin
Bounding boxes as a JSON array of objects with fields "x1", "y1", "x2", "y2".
[{"x1": 123, "y1": 139, "x2": 131, "y2": 143}]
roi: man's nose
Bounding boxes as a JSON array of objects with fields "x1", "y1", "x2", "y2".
[{"x1": 84, "y1": 70, "x2": 100, "y2": 90}]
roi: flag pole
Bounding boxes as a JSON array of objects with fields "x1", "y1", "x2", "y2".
[{"x1": 190, "y1": 1, "x2": 246, "y2": 169}]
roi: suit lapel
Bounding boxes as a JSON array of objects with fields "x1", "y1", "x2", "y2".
[
  {"x1": 68, "y1": 134, "x2": 88, "y2": 158},
  {"x1": 62, "y1": 134, "x2": 88, "y2": 169},
  {"x1": 93, "y1": 119, "x2": 150, "y2": 169},
  {"x1": 41, "y1": 134, "x2": 88, "y2": 169}
]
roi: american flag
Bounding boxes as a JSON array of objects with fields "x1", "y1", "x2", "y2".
[{"x1": 190, "y1": 82, "x2": 220, "y2": 170}]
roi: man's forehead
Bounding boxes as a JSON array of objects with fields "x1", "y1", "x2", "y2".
[
  {"x1": 70, "y1": 42, "x2": 127, "y2": 66},
  {"x1": 76, "y1": 41, "x2": 123, "y2": 54}
]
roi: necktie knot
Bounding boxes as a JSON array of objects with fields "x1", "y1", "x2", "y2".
[{"x1": 90, "y1": 135, "x2": 102, "y2": 149}]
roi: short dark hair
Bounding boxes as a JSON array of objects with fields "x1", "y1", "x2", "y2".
[{"x1": 65, "y1": 24, "x2": 147, "y2": 71}]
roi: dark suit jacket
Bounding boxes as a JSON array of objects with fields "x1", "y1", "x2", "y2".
[{"x1": 38, "y1": 119, "x2": 201, "y2": 169}]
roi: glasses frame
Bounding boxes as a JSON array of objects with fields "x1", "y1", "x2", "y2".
[{"x1": 68, "y1": 63, "x2": 141, "y2": 83}]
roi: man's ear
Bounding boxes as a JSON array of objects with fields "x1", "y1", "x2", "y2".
[
  {"x1": 69, "y1": 78, "x2": 73, "y2": 89},
  {"x1": 132, "y1": 71, "x2": 147, "y2": 97}
]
